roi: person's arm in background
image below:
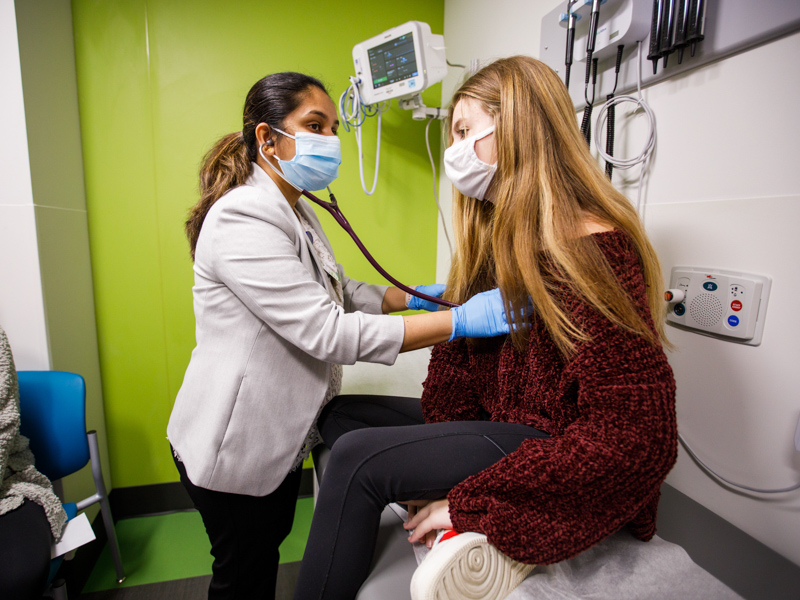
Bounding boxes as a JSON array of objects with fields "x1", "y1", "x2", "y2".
[
  {"x1": 0, "y1": 327, "x2": 68, "y2": 542},
  {"x1": 381, "y1": 286, "x2": 407, "y2": 314},
  {"x1": 382, "y1": 284, "x2": 447, "y2": 314},
  {"x1": 338, "y1": 275, "x2": 445, "y2": 316},
  {"x1": 0, "y1": 327, "x2": 19, "y2": 481}
]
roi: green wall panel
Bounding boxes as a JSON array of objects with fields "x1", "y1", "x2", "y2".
[{"x1": 72, "y1": 0, "x2": 445, "y2": 487}]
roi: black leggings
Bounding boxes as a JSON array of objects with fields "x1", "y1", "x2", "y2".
[
  {"x1": 292, "y1": 395, "x2": 549, "y2": 600},
  {"x1": 0, "y1": 500, "x2": 52, "y2": 599}
]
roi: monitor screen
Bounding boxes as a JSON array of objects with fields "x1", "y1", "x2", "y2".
[{"x1": 367, "y1": 33, "x2": 418, "y2": 90}]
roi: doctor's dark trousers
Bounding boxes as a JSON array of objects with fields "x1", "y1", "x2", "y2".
[
  {"x1": 292, "y1": 395, "x2": 549, "y2": 600},
  {"x1": 173, "y1": 450, "x2": 302, "y2": 600}
]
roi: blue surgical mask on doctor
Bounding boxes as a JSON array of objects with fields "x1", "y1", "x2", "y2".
[{"x1": 260, "y1": 127, "x2": 341, "y2": 191}]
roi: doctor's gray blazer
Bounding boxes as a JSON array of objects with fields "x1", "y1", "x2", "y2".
[{"x1": 167, "y1": 165, "x2": 405, "y2": 496}]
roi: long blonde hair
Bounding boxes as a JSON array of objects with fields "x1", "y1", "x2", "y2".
[{"x1": 445, "y1": 56, "x2": 668, "y2": 356}]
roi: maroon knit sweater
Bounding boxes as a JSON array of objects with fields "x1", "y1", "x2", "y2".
[{"x1": 421, "y1": 229, "x2": 677, "y2": 565}]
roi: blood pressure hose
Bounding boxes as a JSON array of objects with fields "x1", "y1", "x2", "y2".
[{"x1": 301, "y1": 188, "x2": 459, "y2": 308}]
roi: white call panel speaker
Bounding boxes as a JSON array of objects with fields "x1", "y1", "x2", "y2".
[{"x1": 666, "y1": 267, "x2": 771, "y2": 346}]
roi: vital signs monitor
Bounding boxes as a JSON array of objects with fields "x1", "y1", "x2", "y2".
[{"x1": 352, "y1": 21, "x2": 447, "y2": 106}]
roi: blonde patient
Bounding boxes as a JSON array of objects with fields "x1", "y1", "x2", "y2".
[{"x1": 292, "y1": 56, "x2": 677, "y2": 600}]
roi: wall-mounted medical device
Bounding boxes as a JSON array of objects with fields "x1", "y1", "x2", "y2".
[
  {"x1": 342, "y1": 21, "x2": 449, "y2": 197},
  {"x1": 352, "y1": 21, "x2": 447, "y2": 106},
  {"x1": 665, "y1": 266, "x2": 771, "y2": 346},
  {"x1": 566, "y1": 0, "x2": 651, "y2": 66},
  {"x1": 540, "y1": 0, "x2": 800, "y2": 111}
]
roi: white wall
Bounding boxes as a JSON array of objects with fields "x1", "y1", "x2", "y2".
[
  {"x1": 0, "y1": 0, "x2": 50, "y2": 370},
  {"x1": 342, "y1": 349, "x2": 431, "y2": 397},
  {"x1": 440, "y1": 0, "x2": 800, "y2": 566}
]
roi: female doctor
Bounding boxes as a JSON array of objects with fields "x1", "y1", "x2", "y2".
[{"x1": 166, "y1": 71, "x2": 510, "y2": 600}]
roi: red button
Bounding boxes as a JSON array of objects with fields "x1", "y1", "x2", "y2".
[{"x1": 731, "y1": 300, "x2": 742, "y2": 311}]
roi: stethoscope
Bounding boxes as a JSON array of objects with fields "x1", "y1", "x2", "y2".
[{"x1": 301, "y1": 188, "x2": 459, "y2": 309}]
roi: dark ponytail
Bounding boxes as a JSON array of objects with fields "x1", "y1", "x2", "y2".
[{"x1": 186, "y1": 72, "x2": 328, "y2": 259}]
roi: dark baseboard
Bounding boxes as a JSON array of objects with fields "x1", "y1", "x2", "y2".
[
  {"x1": 109, "y1": 481, "x2": 194, "y2": 519},
  {"x1": 61, "y1": 468, "x2": 315, "y2": 596},
  {"x1": 108, "y1": 468, "x2": 315, "y2": 520},
  {"x1": 657, "y1": 483, "x2": 800, "y2": 600}
]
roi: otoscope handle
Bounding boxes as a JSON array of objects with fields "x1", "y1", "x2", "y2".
[
  {"x1": 674, "y1": 0, "x2": 689, "y2": 46},
  {"x1": 674, "y1": 0, "x2": 690, "y2": 62},
  {"x1": 658, "y1": 0, "x2": 675, "y2": 67},
  {"x1": 647, "y1": 0, "x2": 662, "y2": 72},
  {"x1": 686, "y1": 0, "x2": 705, "y2": 55},
  {"x1": 301, "y1": 190, "x2": 460, "y2": 308},
  {"x1": 587, "y1": 10, "x2": 599, "y2": 54},
  {"x1": 565, "y1": 26, "x2": 575, "y2": 71}
]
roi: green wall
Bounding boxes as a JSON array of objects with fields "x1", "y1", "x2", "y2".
[{"x1": 71, "y1": 0, "x2": 445, "y2": 488}]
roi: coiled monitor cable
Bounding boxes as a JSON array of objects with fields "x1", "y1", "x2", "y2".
[{"x1": 339, "y1": 76, "x2": 389, "y2": 195}]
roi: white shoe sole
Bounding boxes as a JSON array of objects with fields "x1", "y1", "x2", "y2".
[{"x1": 409, "y1": 532, "x2": 535, "y2": 600}]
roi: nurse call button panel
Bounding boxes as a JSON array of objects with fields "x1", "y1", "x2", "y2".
[{"x1": 666, "y1": 267, "x2": 772, "y2": 346}]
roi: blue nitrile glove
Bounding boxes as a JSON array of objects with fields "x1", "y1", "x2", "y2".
[
  {"x1": 406, "y1": 284, "x2": 447, "y2": 312},
  {"x1": 449, "y1": 288, "x2": 511, "y2": 341}
]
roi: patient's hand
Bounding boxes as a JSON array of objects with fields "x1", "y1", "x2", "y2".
[{"x1": 403, "y1": 499, "x2": 453, "y2": 548}]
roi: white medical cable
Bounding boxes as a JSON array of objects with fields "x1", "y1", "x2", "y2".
[
  {"x1": 425, "y1": 117, "x2": 453, "y2": 257},
  {"x1": 355, "y1": 113, "x2": 382, "y2": 195},
  {"x1": 594, "y1": 41, "x2": 656, "y2": 214},
  {"x1": 339, "y1": 76, "x2": 389, "y2": 195},
  {"x1": 678, "y1": 434, "x2": 800, "y2": 495}
]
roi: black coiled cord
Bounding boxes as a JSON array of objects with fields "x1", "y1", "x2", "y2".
[
  {"x1": 581, "y1": 57, "x2": 598, "y2": 146},
  {"x1": 605, "y1": 94, "x2": 615, "y2": 178},
  {"x1": 605, "y1": 45, "x2": 625, "y2": 179}
]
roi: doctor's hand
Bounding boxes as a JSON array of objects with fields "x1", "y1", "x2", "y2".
[
  {"x1": 406, "y1": 284, "x2": 447, "y2": 312},
  {"x1": 403, "y1": 499, "x2": 453, "y2": 548},
  {"x1": 449, "y1": 288, "x2": 515, "y2": 341}
]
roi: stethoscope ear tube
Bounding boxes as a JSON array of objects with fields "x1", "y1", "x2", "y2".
[{"x1": 301, "y1": 189, "x2": 460, "y2": 308}]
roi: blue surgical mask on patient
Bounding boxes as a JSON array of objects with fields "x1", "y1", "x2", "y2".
[{"x1": 259, "y1": 127, "x2": 341, "y2": 191}]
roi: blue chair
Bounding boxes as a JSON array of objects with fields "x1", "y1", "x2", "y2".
[{"x1": 17, "y1": 370, "x2": 125, "y2": 597}]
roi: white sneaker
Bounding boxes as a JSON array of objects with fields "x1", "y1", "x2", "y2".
[{"x1": 410, "y1": 531, "x2": 535, "y2": 600}]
